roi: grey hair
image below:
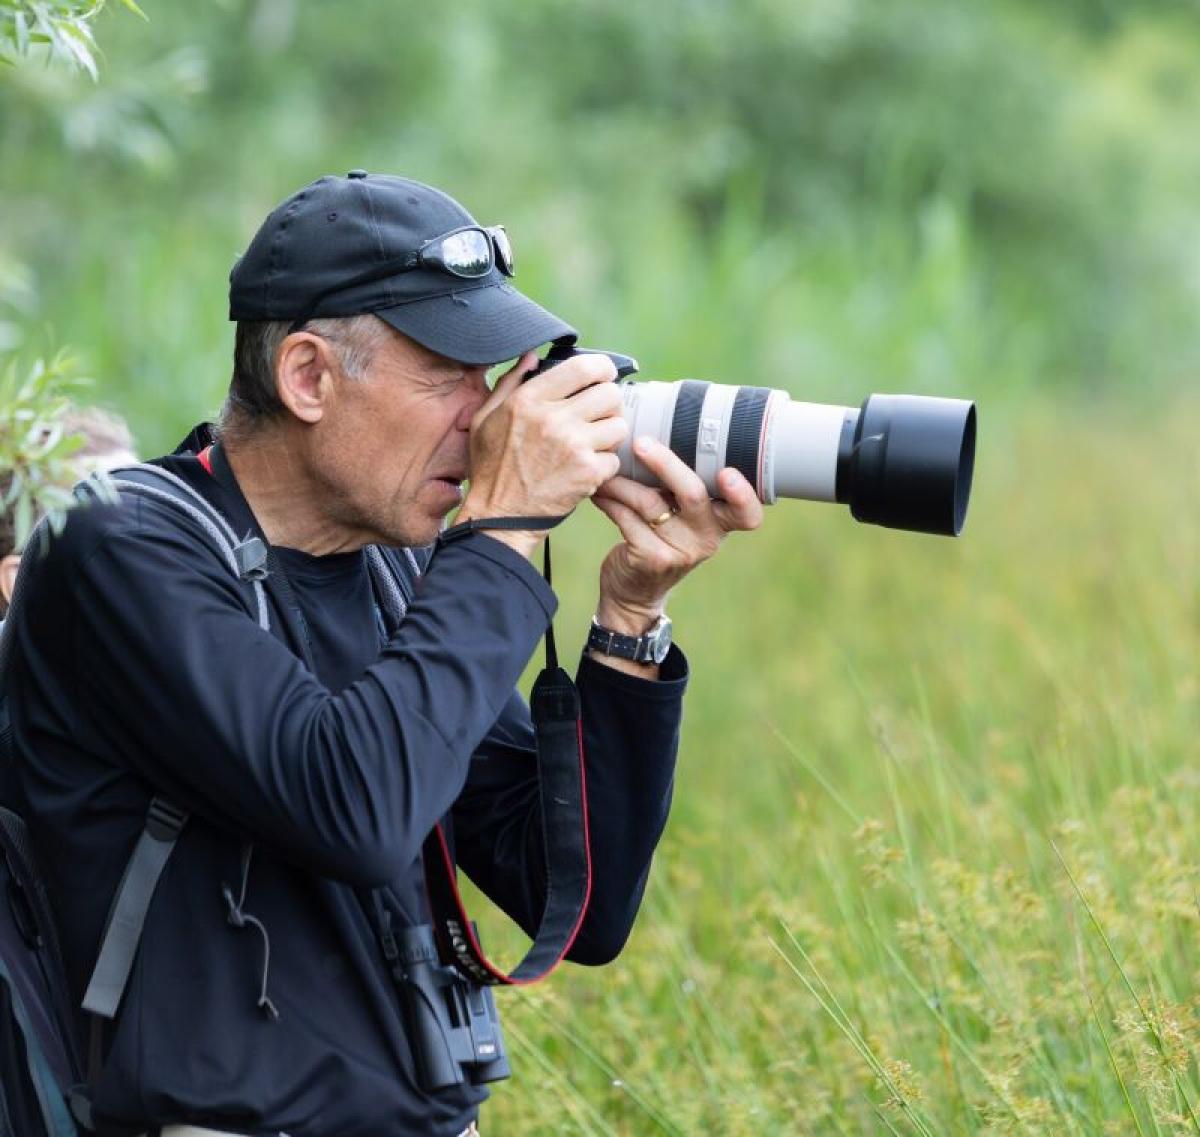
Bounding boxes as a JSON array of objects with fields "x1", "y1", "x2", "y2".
[{"x1": 219, "y1": 315, "x2": 390, "y2": 436}]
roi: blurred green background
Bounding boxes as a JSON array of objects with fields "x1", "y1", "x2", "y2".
[
  {"x1": 5, "y1": 0, "x2": 1200, "y2": 440},
  {"x1": 2, "y1": 2, "x2": 1197, "y2": 1133}
]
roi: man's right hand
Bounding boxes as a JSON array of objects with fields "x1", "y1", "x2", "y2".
[{"x1": 456, "y1": 350, "x2": 628, "y2": 558}]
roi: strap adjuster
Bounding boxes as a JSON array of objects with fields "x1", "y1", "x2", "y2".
[
  {"x1": 145, "y1": 796, "x2": 188, "y2": 841},
  {"x1": 233, "y1": 536, "x2": 269, "y2": 581}
]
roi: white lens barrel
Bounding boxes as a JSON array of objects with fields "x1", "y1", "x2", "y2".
[
  {"x1": 760, "y1": 398, "x2": 853, "y2": 504},
  {"x1": 690, "y1": 383, "x2": 740, "y2": 496},
  {"x1": 614, "y1": 378, "x2": 975, "y2": 536},
  {"x1": 617, "y1": 381, "x2": 854, "y2": 503},
  {"x1": 616, "y1": 380, "x2": 681, "y2": 485}
]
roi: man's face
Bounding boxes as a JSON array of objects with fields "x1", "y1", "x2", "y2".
[{"x1": 309, "y1": 328, "x2": 493, "y2": 548}]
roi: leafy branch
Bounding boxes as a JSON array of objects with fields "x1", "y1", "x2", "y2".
[
  {"x1": 1, "y1": 1, "x2": 144, "y2": 550},
  {"x1": 1, "y1": 0, "x2": 144, "y2": 79},
  {"x1": 0, "y1": 351, "x2": 94, "y2": 549}
]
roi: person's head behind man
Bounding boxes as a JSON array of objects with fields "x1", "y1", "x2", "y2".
[
  {"x1": 0, "y1": 405, "x2": 136, "y2": 612},
  {"x1": 220, "y1": 171, "x2": 578, "y2": 552}
]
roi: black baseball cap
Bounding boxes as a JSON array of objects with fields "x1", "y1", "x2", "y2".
[{"x1": 228, "y1": 171, "x2": 577, "y2": 365}]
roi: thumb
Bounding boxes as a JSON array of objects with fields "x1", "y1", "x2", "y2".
[{"x1": 473, "y1": 350, "x2": 539, "y2": 429}]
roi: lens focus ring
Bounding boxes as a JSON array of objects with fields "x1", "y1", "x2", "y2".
[
  {"x1": 668, "y1": 380, "x2": 709, "y2": 469},
  {"x1": 724, "y1": 386, "x2": 772, "y2": 497}
]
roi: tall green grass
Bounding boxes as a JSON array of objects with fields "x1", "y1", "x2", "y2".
[{"x1": 465, "y1": 392, "x2": 1198, "y2": 1134}]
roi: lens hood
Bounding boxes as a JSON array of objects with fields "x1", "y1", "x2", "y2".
[{"x1": 838, "y1": 395, "x2": 976, "y2": 536}]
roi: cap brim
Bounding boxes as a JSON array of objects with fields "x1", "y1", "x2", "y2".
[{"x1": 374, "y1": 281, "x2": 576, "y2": 366}]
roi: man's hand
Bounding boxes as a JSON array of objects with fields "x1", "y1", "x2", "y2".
[
  {"x1": 457, "y1": 352, "x2": 628, "y2": 558},
  {"x1": 590, "y1": 436, "x2": 763, "y2": 644}
]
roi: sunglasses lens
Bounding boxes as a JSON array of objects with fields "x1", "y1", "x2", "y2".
[
  {"x1": 491, "y1": 226, "x2": 514, "y2": 276},
  {"x1": 439, "y1": 229, "x2": 492, "y2": 277}
]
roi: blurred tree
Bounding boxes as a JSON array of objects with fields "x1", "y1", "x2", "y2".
[
  {"x1": 0, "y1": 0, "x2": 140, "y2": 547},
  {"x1": 3, "y1": 0, "x2": 1199, "y2": 454},
  {"x1": 0, "y1": 352, "x2": 95, "y2": 548}
]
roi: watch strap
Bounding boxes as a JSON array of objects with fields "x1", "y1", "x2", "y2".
[{"x1": 587, "y1": 616, "x2": 669, "y2": 664}]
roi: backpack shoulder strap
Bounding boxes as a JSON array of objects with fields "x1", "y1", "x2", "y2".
[
  {"x1": 0, "y1": 463, "x2": 276, "y2": 1126},
  {"x1": 363, "y1": 543, "x2": 426, "y2": 631},
  {"x1": 70, "y1": 467, "x2": 270, "y2": 1023},
  {"x1": 79, "y1": 798, "x2": 189, "y2": 1022},
  {"x1": 104, "y1": 464, "x2": 270, "y2": 630}
]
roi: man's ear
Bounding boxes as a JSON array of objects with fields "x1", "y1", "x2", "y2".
[
  {"x1": 275, "y1": 333, "x2": 337, "y2": 425},
  {"x1": 0, "y1": 554, "x2": 21, "y2": 609}
]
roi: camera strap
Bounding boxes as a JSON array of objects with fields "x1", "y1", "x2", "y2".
[{"x1": 426, "y1": 519, "x2": 592, "y2": 986}]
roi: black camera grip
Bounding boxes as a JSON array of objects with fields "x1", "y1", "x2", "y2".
[{"x1": 530, "y1": 341, "x2": 639, "y2": 380}]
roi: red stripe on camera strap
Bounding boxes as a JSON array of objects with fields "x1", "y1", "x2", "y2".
[
  {"x1": 423, "y1": 694, "x2": 593, "y2": 986},
  {"x1": 425, "y1": 519, "x2": 594, "y2": 985}
]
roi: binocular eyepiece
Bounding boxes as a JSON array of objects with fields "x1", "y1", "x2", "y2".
[{"x1": 535, "y1": 342, "x2": 977, "y2": 537}]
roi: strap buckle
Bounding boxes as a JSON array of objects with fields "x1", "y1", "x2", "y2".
[
  {"x1": 233, "y1": 536, "x2": 269, "y2": 581},
  {"x1": 145, "y1": 796, "x2": 188, "y2": 841}
]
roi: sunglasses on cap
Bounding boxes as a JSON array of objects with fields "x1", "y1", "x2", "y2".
[
  {"x1": 289, "y1": 224, "x2": 514, "y2": 332},
  {"x1": 420, "y1": 224, "x2": 514, "y2": 279}
]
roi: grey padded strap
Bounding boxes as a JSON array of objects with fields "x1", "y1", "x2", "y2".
[
  {"x1": 109, "y1": 466, "x2": 269, "y2": 631},
  {"x1": 364, "y1": 545, "x2": 409, "y2": 622},
  {"x1": 364, "y1": 545, "x2": 427, "y2": 630},
  {"x1": 75, "y1": 466, "x2": 271, "y2": 1026},
  {"x1": 108, "y1": 463, "x2": 240, "y2": 546},
  {"x1": 81, "y1": 798, "x2": 188, "y2": 1020}
]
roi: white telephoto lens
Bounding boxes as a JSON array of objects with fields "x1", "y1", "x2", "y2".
[{"x1": 613, "y1": 376, "x2": 975, "y2": 536}]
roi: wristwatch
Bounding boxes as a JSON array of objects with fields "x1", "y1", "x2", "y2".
[{"x1": 587, "y1": 614, "x2": 673, "y2": 665}]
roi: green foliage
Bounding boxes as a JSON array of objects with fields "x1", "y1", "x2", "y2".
[
  {"x1": 2, "y1": 1, "x2": 106, "y2": 79},
  {"x1": 0, "y1": 350, "x2": 92, "y2": 550},
  {"x1": 1, "y1": 0, "x2": 1197, "y2": 457},
  {"x1": 0, "y1": 0, "x2": 135, "y2": 548}
]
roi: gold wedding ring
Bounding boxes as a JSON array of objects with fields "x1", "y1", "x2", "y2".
[{"x1": 648, "y1": 509, "x2": 675, "y2": 528}]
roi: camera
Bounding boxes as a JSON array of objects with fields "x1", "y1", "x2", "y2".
[{"x1": 535, "y1": 342, "x2": 977, "y2": 537}]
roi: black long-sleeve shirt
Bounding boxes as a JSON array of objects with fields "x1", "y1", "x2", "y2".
[{"x1": 5, "y1": 443, "x2": 685, "y2": 1136}]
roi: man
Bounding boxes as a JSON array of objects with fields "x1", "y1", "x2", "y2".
[{"x1": 4, "y1": 172, "x2": 761, "y2": 1136}]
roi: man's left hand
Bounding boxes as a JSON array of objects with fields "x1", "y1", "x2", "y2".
[{"x1": 590, "y1": 435, "x2": 763, "y2": 636}]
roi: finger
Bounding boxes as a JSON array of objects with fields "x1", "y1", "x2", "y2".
[
  {"x1": 591, "y1": 472, "x2": 676, "y2": 520},
  {"x1": 631, "y1": 436, "x2": 711, "y2": 517},
  {"x1": 564, "y1": 376, "x2": 625, "y2": 422},
  {"x1": 591, "y1": 493, "x2": 659, "y2": 548},
  {"x1": 710, "y1": 467, "x2": 764, "y2": 532},
  {"x1": 473, "y1": 350, "x2": 537, "y2": 428},
  {"x1": 524, "y1": 353, "x2": 617, "y2": 400},
  {"x1": 499, "y1": 350, "x2": 541, "y2": 384},
  {"x1": 582, "y1": 415, "x2": 630, "y2": 454}
]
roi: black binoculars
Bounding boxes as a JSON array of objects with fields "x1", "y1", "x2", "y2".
[{"x1": 396, "y1": 923, "x2": 511, "y2": 1093}]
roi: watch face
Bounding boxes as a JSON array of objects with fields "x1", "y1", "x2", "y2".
[{"x1": 648, "y1": 617, "x2": 672, "y2": 664}]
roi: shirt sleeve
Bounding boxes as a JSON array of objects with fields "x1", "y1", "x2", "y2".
[
  {"x1": 56, "y1": 506, "x2": 557, "y2": 887},
  {"x1": 451, "y1": 644, "x2": 687, "y2": 965}
]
